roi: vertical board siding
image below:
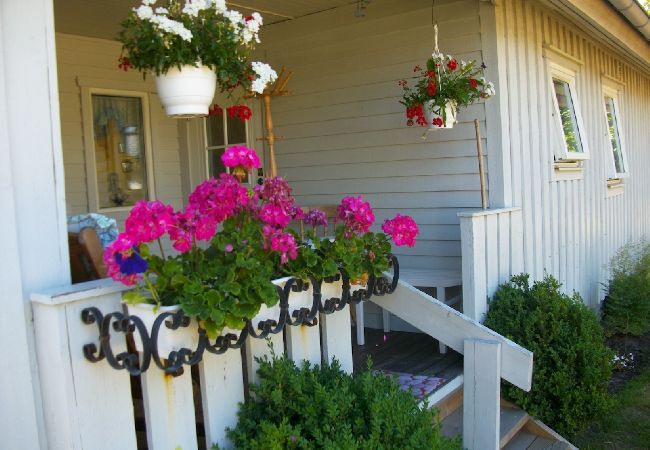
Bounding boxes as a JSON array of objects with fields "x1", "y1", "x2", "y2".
[
  {"x1": 258, "y1": 0, "x2": 489, "y2": 271},
  {"x1": 498, "y1": 0, "x2": 650, "y2": 307},
  {"x1": 56, "y1": 33, "x2": 184, "y2": 229}
]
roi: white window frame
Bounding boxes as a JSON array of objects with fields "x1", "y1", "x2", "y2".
[
  {"x1": 602, "y1": 83, "x2": 629, "y2": 180},
  {"x1": 81, "y1": 87, "x2": 156, "y2": 212},
  {"x1": 203, "y1": 105, "x2": 253, "y2": 183},
  {"x1": 547, "y1": 61, "x2": 590, "y2": 162}
]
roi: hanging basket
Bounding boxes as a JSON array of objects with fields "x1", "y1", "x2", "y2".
[
  {"x1": 424, "y1": 100, "x2": 457, "y2": 129},
  {"x1": 155, "y1": 65, "x2": 217, "y2": 118}
]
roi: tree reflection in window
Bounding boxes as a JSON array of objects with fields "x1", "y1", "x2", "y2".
[
  {"x1": 553, "y1": 79, "x2": 583, "y2": 154},
  {"x1": 605, "y1": 96, "x2": 625, "y2": 175}
]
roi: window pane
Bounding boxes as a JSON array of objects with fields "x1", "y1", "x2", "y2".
[
  {"x1": 206, "y1": 114, "x2": 225, "y2": 147},
  {"x1": 227, "y1": 116, "x2": 247, "y2": 144},
  {"x1": 207, "y1": 148, "x2": 226, "y2": 177},
  {"x1": 92, "y1": 95, "x2": 148, "y2": 209},
  {"x1": 605, "y1": 96, "x2": 625, "y2": 174},
  {"x1": 553, "y1": 79, "x2": 584, "y2": 154}
]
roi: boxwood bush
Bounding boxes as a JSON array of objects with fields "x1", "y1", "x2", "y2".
[
  {"x1": 602, "y1": 241, "x2": 650, "y2": 337},
  {"x1": 484, "y1": 274, "x2": 612, "y2": 439},
  {"x1": 218, "y1": 357, "x2": 460, "y2": 450}
]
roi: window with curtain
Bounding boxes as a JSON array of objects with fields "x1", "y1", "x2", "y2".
[{"x1": 91, "y1": 94, "x2": 148, "y2": 209}]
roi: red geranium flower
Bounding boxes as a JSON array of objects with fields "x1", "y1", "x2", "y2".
[
  {"x1": 118, "y1": 56, "x2": 132, "y2": 72},
  {"x1": 469, "y1": 78, "x2": 479, "y2": 89},
  {"x1": 208, "y1": 104, "x2": 223, "y2": 116},
  {"x1": 427, "y1": 81, "x2": 437, "y2": 97},
  {"x1": 432, "y1": 117, "x2": 444, "y2": 127},
  {"x1": 447, "y1": 59, "x2": 458, "y2": 71}
]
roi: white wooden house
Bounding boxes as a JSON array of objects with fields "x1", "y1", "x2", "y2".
[{"x1": 1, "y1": 0, "x2": 648, "y2": 449}]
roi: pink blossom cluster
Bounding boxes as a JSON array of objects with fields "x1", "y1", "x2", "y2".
[
  {"x1": 124, "y1": 200, "x2": 174, "y2": 242},
  {"x1": 305, "y1": 209, "x2": 328, "y2": 228},
  {"x1": 103, "y1": 233, "x2": 142, "y2": 286},
  {"x1": 336, "y1": 195, "x2": 375, "y2": 237},
  {"x1": 221, "y1": 145, "x2": 261, "y2": 172},
  {"x1": 254, "y1": 176, "x2": 303, "y2": 229},
  {"x1": 382, "y1": 214, "x2": 419, "y2": 247},
  {"x1": 262, "y1": 225, "x2": 298, "y2": 264}
]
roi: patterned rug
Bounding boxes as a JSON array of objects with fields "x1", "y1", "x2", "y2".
[{"x1": 381, "y1": 370, "x2": 446, "y2": 401}]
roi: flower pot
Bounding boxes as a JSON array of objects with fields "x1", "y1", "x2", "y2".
[
  {"x1": 125, "y1": 302, "x2": 200, "y2": 357},
  {"x1": 155, "y1": 65, "x2": 217, "y2": 118},
  {"x1": 424, "y1": 100, "x2": 457, "y2": 129}
]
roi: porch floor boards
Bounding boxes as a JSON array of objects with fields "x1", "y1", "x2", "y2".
[{"x1": 352, "y1": 328, "x2": 462, "y2": 381}]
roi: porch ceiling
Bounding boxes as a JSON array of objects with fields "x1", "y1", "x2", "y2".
[{"x1": 54, "y1": 0, "x2": 355, "y2": 40}]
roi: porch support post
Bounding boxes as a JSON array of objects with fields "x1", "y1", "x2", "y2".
[
  {"x1": 0, "y1": 0, "x2": 69, "y2": 449},
  {"x1": 463, "y1": 339, "x2": 501, "y2": 450}
]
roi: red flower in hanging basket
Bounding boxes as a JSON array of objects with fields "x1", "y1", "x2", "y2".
[
  {"x1": 208, "y1": 104, "x2": 224, "y2": 116},
  {"x1": 469, "y1": 78, "x2": 479, "y2": 89},
  {"x1": 447, "y1": 59, "x2": 458, "y2": 71},
  {"x1": 432, "y1": 117, "x2": 444, "y2": 127},
  {"x1": 118, "y1": 56, "x2": 133, "y2": 72},
  {"x1": 227, "y1": 105, "x2": 253, "y2": 121}
]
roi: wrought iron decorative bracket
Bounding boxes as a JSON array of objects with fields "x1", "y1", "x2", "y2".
[{"x1": 81, "y1": 255, "x2": 399, "y2": 376}]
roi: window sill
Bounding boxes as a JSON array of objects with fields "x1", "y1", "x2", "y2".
[
  {"x1": 606, "y1": 178, "x2": 625, "y2": 198},
  {"x1": 552, "y1": 160, "x2": 584, "y2": 181}
]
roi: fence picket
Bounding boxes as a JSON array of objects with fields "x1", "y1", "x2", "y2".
[
  {"x1": 200, "y1": 348, "x2": 245, "y2": 449},
  {"x1": 320, "y1": 278, "x2": 353, "y2": 373},
  {"x1": 285, "y1": 282, "x2": 322, "y2": 366},
  {"x1": 140, "y1": 364, "x2": 198, "y2": 450}
]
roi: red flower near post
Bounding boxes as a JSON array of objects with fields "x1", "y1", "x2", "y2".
[
  {"x1": 432, "y1": 117, "x2": 444, "y2": 127},
  {"x1": 469, "y1": 78, "x2": 478, "y2": 89},
  {"x1": 118, "y1": 56, "x2": 132, "y2": 71},
  {"x1": 208, "y1": 104, "x2": 224, "y2": 116},
  {"x1": 447, "y1": 59, "x2": 458, "y2": 71},
  {"x1": 226, "y1": 105, "x2": 253, "y2": 121}
]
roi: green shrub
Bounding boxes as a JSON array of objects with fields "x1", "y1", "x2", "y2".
[
  {"x1": 219, "y1": 357, "x2": 460, "y2": 450},
  {"x1": 484, "y1": 274, "x2": 613, "y2": 439},
  {"x1": 602, "y1": 240, "x2": 650, "y2": 337}
]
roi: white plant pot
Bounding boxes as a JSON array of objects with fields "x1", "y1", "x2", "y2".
[
  {"x1": 155, "y1": 65, "x2": 217, "y2": 118},
  {"x1": 424, "y1": 100, "x2": 457, "y2": 129},
  {"x1": 125, "y1": 302, "x2": 200, "y2": 356}
]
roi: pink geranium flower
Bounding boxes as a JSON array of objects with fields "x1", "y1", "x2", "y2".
[
  {"x1": 188, "y1": 173, "x2": 250, "y2": 225},
  {"x1": 103, "y1": 233, "x2": 144, "y2": 285},
  {"x1": 382, "y1": 214, "x2": 419, "y2": 247},
  {"x1": 124, "y1": 200, "x2": 175, "y2": 244},
  {"x1": 221, "y1": 145, "x2": 261, "y2": 172},
  {"x1": 336, "y1": 195, "x2": 375, "y2": 237},
  {"x1": 262, "y1": 225, "x2": 298, "y2": 264},
  {"x1": 305, "y1": 209, "x2": 328, "y2": 228}
]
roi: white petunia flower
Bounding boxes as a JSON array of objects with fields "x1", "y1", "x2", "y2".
[
  {"x1": 155, "y1": 7, "x2": 169, "y2": 14},
  {"x1": 183, "y1": 0, "x2": 211, "y2": 17},
  {"x1": 135, "y1": 5, "x2": 154, "y2": 20},
  {"x1": 151, "y1": 15, "x2": 193, "y2": 41},
  {"x1": 142, "y1": 0, "x2": 156, "y2": 5},
  {"x1": 213, "y1": 0, "x2": 227, "y2": 13},
  {"x1": 251, "y1": 61, "x2": 278, "y2": 93},
  {"x1": 223, "y1": 10, "x2": 243, "y2": 28}
]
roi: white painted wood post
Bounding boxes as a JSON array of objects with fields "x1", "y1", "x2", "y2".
[
  {"x1": 320, "y1": 278, "x2": 353, "y2": 373},
  {"x1": 285, "y1": 283, "x2": 322, "y2": 366},
  {"x1": 436, "y1": 286, "x2": 448, "y2": 354},
  {"x1": 460, "y1": 214, "x2": 487, "y2": 321},
  {"x1": 463, "y1": 339, "x2": 501, "y2": 450},
  {"x1": 0, "y1": 0, "x2": 69, "y2": 448},
  {"x1": 31, "y1": 281, "x2": 138, "y2": 450},
  {"x1": 140, "y1": 366, "x2": 198, "y2": 450},
  {"x1": 199, "y1": 350, "x2": 245, "y2": 449}
]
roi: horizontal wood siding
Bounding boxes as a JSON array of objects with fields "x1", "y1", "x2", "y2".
[
  {"x1": 497, "y1": 0, "x2": 650, "y2": 306},
  {"x1": 259, "y1": 0, "x2": 489, "y2": 271},
  {"x1": 56, "y1": 34, "x2": 184, "y2": 228}
]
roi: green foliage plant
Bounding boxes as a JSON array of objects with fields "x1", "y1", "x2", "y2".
[
  {"x1": 484, "y1": 274, "x2": 613, "y2": 439},
  {"x1": 601, "y1": 240, "x2": 650, "y2": 337},
  {"x1": 218, "y1": 356, "x2": 460, "y2": 450}
]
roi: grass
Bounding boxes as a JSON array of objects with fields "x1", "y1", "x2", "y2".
[{"x1": 575, "y1": 367, "x2": 650, "y2": 450}]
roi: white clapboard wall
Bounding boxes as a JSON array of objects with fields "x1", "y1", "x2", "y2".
[
  {"x1": 491, "y1": 0, "x2": 650, "y2": 307},
  {"x1": 258, "y1": 0, "x2": 489, "y2": 273}
]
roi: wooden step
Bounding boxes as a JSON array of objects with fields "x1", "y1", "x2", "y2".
[
  {"x1": 441, "y1": 405, "x2": 529, "y2": 447},
  {"x1": 503, "y1": 428, "x2": 557, "y2": 450}
]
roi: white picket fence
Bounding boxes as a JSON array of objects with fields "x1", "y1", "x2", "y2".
[
  {"x1": 459, "y1": 207, "x2": 524, "y2": 321},
  {"x1": 31, "y1": 273, "x2": 533, "y2": 450}
]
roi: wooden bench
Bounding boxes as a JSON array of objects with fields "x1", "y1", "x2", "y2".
[{"x1": 357, "y1": 268, "x2": 462, "y2": 354}]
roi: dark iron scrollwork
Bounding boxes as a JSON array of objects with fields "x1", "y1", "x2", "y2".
[{"x1": 81, "y1": 254, "x2": 399, "y2": 375}]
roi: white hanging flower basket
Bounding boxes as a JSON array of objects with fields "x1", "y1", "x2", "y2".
[
  {"x1": 424, "y1": 100, "x2": 457, "y2": 129},
  {"x1": 155, "y1": 65, "x2": 217, "y2": 118}
]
